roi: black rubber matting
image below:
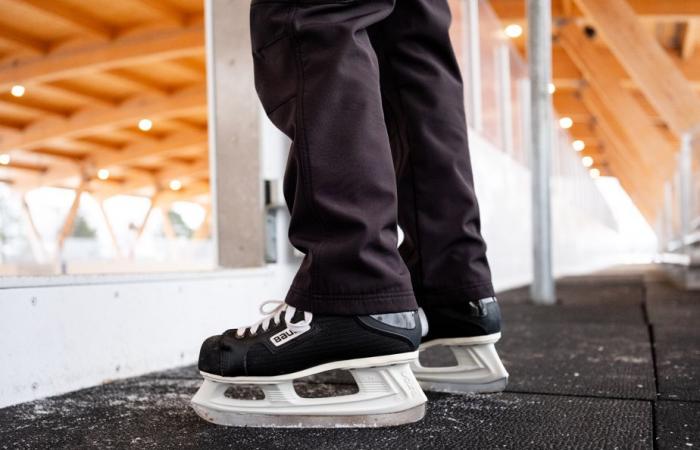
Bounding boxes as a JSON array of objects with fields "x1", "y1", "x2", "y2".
[
  {"x1": 0, "y1": 378, "x2": 652, "y2": 450},
  {"x1": 499, "y1": 322, "x2": 656, "y2": 400},
  {"x1": 498, "y1": 280, "x2": 645, "y2": 305},
  {"x1": 501, "y1": 303, "x2": 646, "y2": 326},
  {"x1": 653, "y1": 325, "x2": 700, "y2": 401},
  {"x1": 655, "y1": 401, "x2": 700, "y2": 450},
  {"x1": 646, "y1": 295, "x2": 700, "y2": 327}
]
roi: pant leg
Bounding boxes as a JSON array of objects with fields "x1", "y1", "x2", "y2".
[
  {"x1": 249, "y1": 0, "x2": 417, "y2": 315},
  {"x1": 367, "y1": 0, "x2": 494, "y2": 306}
]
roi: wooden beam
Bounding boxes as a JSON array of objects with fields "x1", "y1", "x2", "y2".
[
  {"x1": 558, "y1": 23, "x2": 677, "y2": 177},
  {"x1": 141, "y1": 0, "x2": 187, "y2": 25},
  {"x1": 93, "y1": 156, "x2": 208, "y2": 197},
  {"x1": 581, "y1": 86, "x2": 663, "y2": 218},
  {"x1": 0, "y1": 25, "x2": 204, "y2": 91},
  {"x1": 154, "y1": 180, "x2": 209, "y2": 205},
  {"x1": 0, "y1": 85, "x2": 206, "y2": 153},
  {"x1": 88, "y1": 130, "x2": 207, "y2": 169},
  {"x1": 56, "y1": 183, "x2": 85, "y2": 253},
  {"x1": 553, "y1": 43, "x2": 700, "y2": 92},
  {"x1": 10, "y1": 0, "x2": 113, "y2": 40},
  {"x1": 491, "y1": 0, "x2": 700, "y2": 20},
  {"x1": 0, "y1": 26, "x2": 46, "y2": 55},
  {"x1": 682, "y1": 20, "x2": 699, "y2": 60},
  {"x1": 573, "y1": 0, "x2": 700, "y2": 136},
  {"x1": 97, "y1": 199, "x2": 123, "y2": 258}
]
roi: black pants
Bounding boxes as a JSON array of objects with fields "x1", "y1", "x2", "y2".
[{"x1": 250, "y1": 0, "x2": 493, "y2": 315}]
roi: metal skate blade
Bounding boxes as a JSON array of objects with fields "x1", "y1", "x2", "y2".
[
  {"x1": 191, "y1": 403, "x2": 426, "y2": 428},
  {"x1": 418, "y1": 377, "x2": 508, "y2": 394}
]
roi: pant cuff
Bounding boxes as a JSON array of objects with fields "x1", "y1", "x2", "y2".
[
  {"x1": 414, "y1": 281, "x2": 495, "y2": 307},
  {"x1": 285, "y1": 287, "x2": 418, "y2": 315}
]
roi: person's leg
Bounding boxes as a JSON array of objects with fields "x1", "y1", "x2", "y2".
[
  {"x1": 368, "y1": 0, "x2": 494, "y2": 306},
  {"x1": 368, "y1": 1, "x2": 507, "y2": 394},
  {"x1": 250, "y1": 0, "x2": 416, "y2": 314},
  {"x1": 191, "y1": 3, "x2": 429, "y2": 427}
]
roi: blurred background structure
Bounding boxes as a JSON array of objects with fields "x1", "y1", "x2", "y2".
[{"x1": 0, "y1": 0, "x2": 698, "y2": 447}]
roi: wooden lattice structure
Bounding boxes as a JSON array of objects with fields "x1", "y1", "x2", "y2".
[
  {"x1": 490, "y1": 0, "x2": 700, "y2": 220},
  {"x1": 2, "y1": 0, "x2": 700, "y2": 231},
  {"x1": 0, "y1": 0, "x2": 209, "y2": 248}
]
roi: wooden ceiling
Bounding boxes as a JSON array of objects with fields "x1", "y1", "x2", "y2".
[
  {"x1": 0, "y1": 0, "x2": 208, "y2": 204},
  {"x1": 491, "y1": 0, "x2": 700, "y2": 221},
  {"x1": 1, "y1": 0, "x2": 697, "y2": 224}
]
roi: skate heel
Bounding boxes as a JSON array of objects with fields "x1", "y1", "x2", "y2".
[
  {"x1": 411, "y1": 333, "x2": 509, "y2": 394},
  {"x1": 191, "y1": 353, "x2": 427, "y2": 428}
]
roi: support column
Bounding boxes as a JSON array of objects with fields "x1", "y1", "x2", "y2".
[
  {"x1": 205, "y1": 0, "x2": 264, "y2": 268},
  {"x1": 679, "y1": 133, "x2": 694, "y2": 244},
  {"x1": 465, "y1": 0, "x2": 482, "y2": 132},
  {"x1": 527, "y1": 0, "x2": 556, "y2": 304}
]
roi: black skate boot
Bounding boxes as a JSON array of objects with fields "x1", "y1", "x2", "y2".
[
  {"x1": 191, "y1": 302, "x2": 427, "y2": 428},
  {"x1": 411, "y1": 297, "x2": 508, "y2": 393}
]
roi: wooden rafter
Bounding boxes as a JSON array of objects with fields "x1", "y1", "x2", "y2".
[
  {"x1": 91, "y1": 130, "x2": 206, "y2": 168},
  {"x1": 56, "y1": 182, "x2": 86, "y2": 253},
  {"x1": 9, "y1": 0, "x2": 114, "y2": 40},
  {"x1": 491, "y1": 0, "x2": 700, "y2": 21},
  {"x1": 682, "y1": 20, "x2": 699, "y2": 60},
  {"x1": 0, "y1": 85, "x2": 206, "y2": 153},
  {"x1": 573, "y1": 0, "x2": 700, "y2": 135},
  {"x1": 0, "y1": 24, "x2": 204, "y2": 91},
  {"x1": 558, "y1": 23, "x2": 677, "y2": 177},
  {"x1": 581, "y1": 87, "x2": 663, "y2": 219}
]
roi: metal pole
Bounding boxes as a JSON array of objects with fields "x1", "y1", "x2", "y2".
[
  {"x1": 527, "y1": 0, "x2": 555, "y2": 304},
  {"x1": 465, "y1": 0, "x2": 482, "y2": 133},
  {"x1": 497, "y1": 44, "x2": 514, "y2": 157},
  {"x1": 679, "y1": 132, "x2": 693, "y2": 246},
  {"x1": 662, "y1": 181, "x2": 673, "y2": 252}
]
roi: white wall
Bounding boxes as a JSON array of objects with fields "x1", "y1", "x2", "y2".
[
  {"x1": 470, "y1": 132, "x2": 644, "y2": 291},
  {"x1": 0, "y1": 265, "x2": 296, "y2": 408}
]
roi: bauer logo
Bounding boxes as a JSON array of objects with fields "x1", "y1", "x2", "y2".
[{"x1": 270, "y1": 327, "x2": 307, "y2": 347}]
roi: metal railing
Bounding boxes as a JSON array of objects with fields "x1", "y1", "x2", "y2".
[{"x1": 658, "y1": 129, "x2": 700, "y2": 256}]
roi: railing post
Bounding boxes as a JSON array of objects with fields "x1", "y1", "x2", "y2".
[
  {"x1": 465, "y1": 0, "x2": 483, "y2": 133},
  {"x1": 527, "y1": 0, "x2": 556, "y2": 304},
  {"x1": 497, "y1": 44, "x2": 514, "y2": 157},
  {"x1": 679, "y1": 132, "x2": 694, "y2": 245}
]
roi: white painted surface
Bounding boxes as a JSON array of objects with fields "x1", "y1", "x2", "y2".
[
  {"x1": 470, "y1": 132, "x2": 650, "y2": 292},
  {"x1": 0, "y1": 264, "x2": 296, "y2": 408}
]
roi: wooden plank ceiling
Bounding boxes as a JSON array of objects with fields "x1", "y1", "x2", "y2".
[
  {"x1": 1, "y1": 0, "x2": 698, "y2": 222},
  {"x1": 0, "y1": 0, "x2": 207, "y2": 203},
  {"x1": 491, "y1": 0, "x2": 700, "y2": 221}
]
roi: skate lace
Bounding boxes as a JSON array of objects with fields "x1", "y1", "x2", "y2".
[{"x1": 235, "y1": 300, "x2": 313, "y2": 338}]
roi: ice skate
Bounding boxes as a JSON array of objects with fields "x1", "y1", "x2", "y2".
[
  {"x1": 411, "y1": 297, "x2": 509, "y2": 394},
  {"x1": 191, "y1": 301, "x2": 427, "y2": 428}
]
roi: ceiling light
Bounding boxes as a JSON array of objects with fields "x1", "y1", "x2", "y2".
[
  {"x1": 0, "y1": 154, "x2": 10, "y2": 165},
  {"x1": 138, "y1": 118, "x2": 153, "y2": 132},
  {"x1": 572, "y1": 140, "x2": 586, "y2": 152},
  {"x1": 169, "y1": 179, "x2": 182, "y2": 191},
  {"x1": 559, "y1": 117, "x2": 573, "y2": 129},
  {"x1": 548, "y1": 83, "x2": 556, "y2": 94},
  {"x1": 504, "y1": 24, "x2": 523, "y2": 38},
  {"x1": 97, "y1": 169, "x2": 110, "y2": 180},
  {"x1": 589, "y1": 168, "x2": 600, "y2": 178},
  {"x1": 582, "y1": 156, "x2": 594, "y2": 167},
  {"x1": 11, "y1": 85, "x2": 25, "y2": 97}
]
